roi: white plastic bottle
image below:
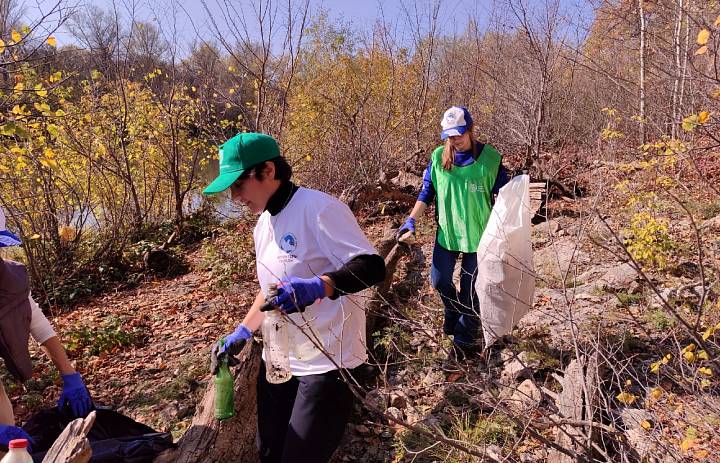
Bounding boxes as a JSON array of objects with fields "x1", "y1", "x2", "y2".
[
  {"x1": 262, "y1": 310, "x2": 292, "y2": 384},
  {"x1": 1, "y1": 439, "x2": 33, "y2": 463}
]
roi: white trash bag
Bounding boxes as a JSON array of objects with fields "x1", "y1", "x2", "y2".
[{"x1": 475, "y1": 174, "x2": 535, "y2": 349}]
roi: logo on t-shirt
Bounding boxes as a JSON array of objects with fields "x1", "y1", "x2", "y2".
[{"x1": 280, "y1": 233, "x2": 298, "y2": 253}]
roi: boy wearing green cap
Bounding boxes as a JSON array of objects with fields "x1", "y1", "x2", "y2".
[{"x1": 204, "y1": 132, "x2": 386, "y2": 463}]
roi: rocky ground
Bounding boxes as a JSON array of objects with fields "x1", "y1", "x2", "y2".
[{"x1": 8, "y1": 195, "x2": 720, "y2": 462}]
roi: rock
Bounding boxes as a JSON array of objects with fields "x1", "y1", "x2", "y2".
[
  {"x1": 506, "y1": 379, "x2": 543, "y2": 413},
  {"x1": 389, "y1": 391, "x2": 410, "y2": 409},
  {"x1": 701, "y1": 215, "x2": 720, "y2": 230},
  {"x1": 386, "y1": 407, "x2": 403, "y2": 422},
  {"x1": 533, "y1": 219, "x2": 560, "y2": 235},
  {"x1": 596, "y1": 263, "x2": 639, "y2": 291},
  {"x1": 405, "y1": 406, "x2": 423, "y2": 425},
  {"x1": 160, "y1": 401, "x2": 179, "y2": 422},
  {"x1": 533, "y1": 238, "x2": 588, "y2": 282},
  {"x1": 421, "y1": 369, "x2": 445, "y2": 387},
  {"x1": 486, "y1": 444, "x2": 503, "y2": 460},
  {"x1": 355, "y1": 424, "x2": 370, "y2": 434},
  {"x1": 364, "y1": 388, "x2": 387, "y2": 411},
  {"x1": 501, "y1": 358, "x2": 532, "y2": 381}
]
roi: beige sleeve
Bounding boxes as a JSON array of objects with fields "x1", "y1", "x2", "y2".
[{"x1": 29, "y1": 295, "x2": 57, "y2": 344}]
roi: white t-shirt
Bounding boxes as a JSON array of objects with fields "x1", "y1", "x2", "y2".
[{"x1": 254, "y1": 187, "x2": 376, "y2": 376}]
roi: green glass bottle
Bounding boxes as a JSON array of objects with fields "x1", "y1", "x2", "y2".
[{"x1": 214, "y1": 340, "x2": 235, "y2": 420}]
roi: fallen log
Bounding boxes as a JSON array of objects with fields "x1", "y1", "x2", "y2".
[
  {"x1": 548, "y1": 351, "x2": 607, "y2": 463},
  {"x1": 366, "y1": 225, "x2": 412, "y2": 340},
  {"x1": 158, "y1": 340, "x2": 262, "y2": 463},
  {"x1": 42, "y1": 411, "x2": 95, "y2": 463}
]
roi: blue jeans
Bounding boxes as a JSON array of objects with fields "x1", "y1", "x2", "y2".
[{"x1": 430, "y1": 240, "x2": 480, "y2": 348}]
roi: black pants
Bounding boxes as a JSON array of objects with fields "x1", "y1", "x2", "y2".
[{"x1": 256, "y1": 361, "x2": 355, "y2": 463}]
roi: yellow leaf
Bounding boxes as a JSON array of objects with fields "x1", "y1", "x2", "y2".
[
  {"x1": 13, "y1": 82, "x2": 24, "y2": 93},
  {"x1": 697, "y1": 29, "x2": 710, "y2": 45},
  {"x1": 616, "y1": 392, "x2": 637, "y2": 405},
  {"x1": 0, "y1": 39, "x2": 5, "y2": 54},
  {"x1": 682, "y1": 343, "x2": 696, "y2": 353},
  {"x1": 43, "y1": 148, "x2": 55, "y2": 158},
  {"x1": 49, "y1": 71, "x2": 62, "y2": 83},
  {"x1": 715, "y1": 15, "x2": 720, "y2": 27},
  {"x1": 11, "y1": 105, "x2": 22, "y2": 115},
  {"x1": 55, "y1": 109, "x2": 65, "y2": 117},
  {"x1": 39, "y1": 158, "x2": 58, "y2": 169},
  {"x1": 305, "y1": 155, "x2": 312, "y2": 161},
  {"x1": 698, "y1": 111, "x2": 710, "y2": 123},
  {"x1": 625, "y1": 379, "x2": 632, "y2": 386},
  {"x1": 650, "y1": 387, "x2": 663, "y2": 400},
  {"x1": 695, "y1": 46, "x2": 708, "y2": 56},
  {"x1": 680, "y1": 438, "x2": 696, "y2": 452},
  {"x1": 11, "y1": 30, "x2": 21, "y2": 44},
  {"x1": 640, "y1": 420, "x2": 652, "y2": 430},
  {"x1": 34, "y1": 84, "x2": 47, "y2": 97},
  {"x1": 695, "y1": 450, "x2": 709, "y2": 459},
  {"x1": 700, "y1": 379, "x2": 711, "y2": 388},
  {"x1": 698, "y1": 350, "x2": 709, "y2": 360},
  {"x1": 29, "y1": 233, "x2": 40, "y2": 240},
  {"x1": 46, "y1": 36, "x2": 57, "y2": 47},
  {"x1": 683, "y1": 351, "x2": 696, "y2": 363},
  {"x1": 58, "y1": 226, "x2": 75, "y2": 241},
  {"x1": 702, "y1": 326, "x2": 716, "y2": 340},
  {"x1": 698, "y1": 367, "x2": 713, "y2": 376}
]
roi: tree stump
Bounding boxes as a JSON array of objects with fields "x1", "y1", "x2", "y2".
[
  {"x1": 159, "y1": 339, "x2": 262, "y2": 463},
  {"x1": 42, "y1": 411, "x2": 95, "y2": 463}
]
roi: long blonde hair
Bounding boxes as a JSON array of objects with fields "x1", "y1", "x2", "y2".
[{"x1": 440, "y1": 124, "x2": 477, "y2": 171}]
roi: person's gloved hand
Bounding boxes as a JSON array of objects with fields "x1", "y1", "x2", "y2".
[
  {"x1": 273, "y1": 276, "x2": 326, "y2": 314},
  {"x1": 58, "y1": 372, "x2": 93, "y2": 418},
  {"x1": 396, "y1": 217, "x2": 415, "y2": 241},
  {"x1": 0, "y1": 424, "x2": 34, "y2": 452},
  {"x1": 210, "y1": 324, "x2": 252, "y2": 375}
]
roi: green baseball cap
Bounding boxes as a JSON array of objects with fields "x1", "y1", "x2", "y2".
[{"x1": 203, "y1": 132, "x2": 281, "y2": 195}]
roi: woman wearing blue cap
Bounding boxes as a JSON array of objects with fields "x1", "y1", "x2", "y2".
[
  {"x1": 397, "y1": 106, "x2": 509, "y2": 360},
  {"x1": 203, "y1": 132, "x2": 386, "y2": 463},
  {"x1": 0, "y1": 206, "x2": 93, "y2": 451}
]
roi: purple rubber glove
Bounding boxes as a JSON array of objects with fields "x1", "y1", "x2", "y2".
[
  {"x1": 58, "y1": 372, "x2": 93, "y2": 418},
  {"x1": 211, "y1": 324, "x2": 252, "y2": 375},
  {"x1": 274, "y1": 276, "x2": 326, "y2": 314},
  {"x1": 396, "y1": 217, "x2": 415, "y2": 239},
  {"x1": 0, "y1": 425, "x2": 34, "y2": 452}
]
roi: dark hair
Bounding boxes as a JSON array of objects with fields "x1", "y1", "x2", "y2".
[{"x1": 236, "y1": 156, "x2": 293, "y2": 183}]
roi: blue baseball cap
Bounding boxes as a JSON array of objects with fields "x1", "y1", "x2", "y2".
[
  {"x1": 0, "y1": 207, "x2": 21, "y2": 247},
  {"x1": 440, "y1": 106, "x2": 473, "y2": 140}
]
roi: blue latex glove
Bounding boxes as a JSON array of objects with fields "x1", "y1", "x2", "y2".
[
  {"x1": 397, "y1": 217, "x2": 416, "y2": 239},
  {"x1": 0, "y1": 424, "x2": 34, "y2": 452},
  {"x1": 273, "y1": 276, "x2": 326, "y2": 314},
  {"x1": 211, "y1": 324, "x2": 252, "y2": 375},
  {"x1": 58, "y1": 372, "x2": 93, "y2": 418}
]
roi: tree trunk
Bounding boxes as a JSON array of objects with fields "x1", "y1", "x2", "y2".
[
  {"x1": 638, "y1": 0, "x2": 646, "y2": 144},
  {"x1": 161, "y1": 340, "x2": 262, "y2": 463}
]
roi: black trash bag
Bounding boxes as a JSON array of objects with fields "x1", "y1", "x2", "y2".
[{"x1": 22, "y1": 406, "x2": 175, "y2": 462}]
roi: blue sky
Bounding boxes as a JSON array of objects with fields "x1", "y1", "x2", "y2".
[{"x1": 26, "y1": 0, "x2": 595, "y2": 55}]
